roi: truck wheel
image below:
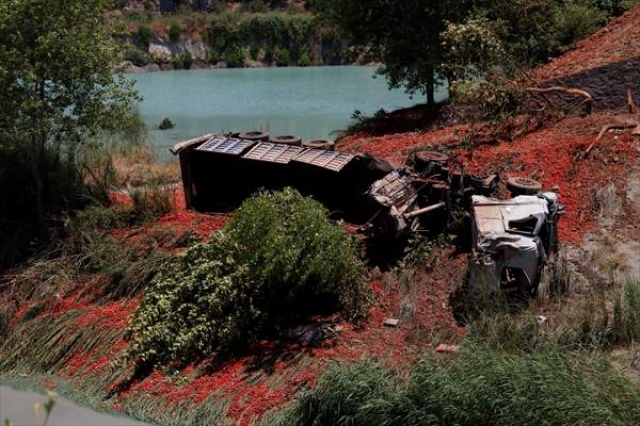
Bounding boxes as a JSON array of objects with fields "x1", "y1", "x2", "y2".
[
  {"x1": 414, "y1": 150, "x2": 449, "y2": 169},
  {"x1": 507, "y1": 176, "x2": 542, "y2": 196},
  {"x1": 238, "y1": 131, "x2": 270, "y2": 141},
  {"x1": 303, "y1": 139, "x2": 335, "y2": 151},
  {"x1": 270, "y1": 135, "x2": 302, "y2": 146}
]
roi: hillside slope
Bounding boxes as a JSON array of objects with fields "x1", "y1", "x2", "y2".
[{"x1": 535, "y1": 3, "x2": 640, "y2": 108}]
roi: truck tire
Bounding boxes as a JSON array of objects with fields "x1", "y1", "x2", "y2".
[
  {"x1": 270, "y1": 135, "x2": 302, "y2": 146},
  {"x1": 303, "y1": 139, "x2": 335, "y2": 151},
  {"x1": 415, "y1": 150, "x2": 449, "y2": 164},
  {"x1": 414, "y1": 150, "x2": 449, "y2": 175},
  {"x1": 238, "y1": 131, "x2": 270, "y2": 142},
  {"x1": 507, "y1": 176, "x2": 542, "y2": 196}
]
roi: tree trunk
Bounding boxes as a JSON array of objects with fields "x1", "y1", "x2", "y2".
[
  {"x1": 426, "y1": 66, "x2": 435, "y2": 106},
  {"x1": 29, "y1": 135, "x2": 47, "y2": 235},
  {"x1": 29, "y1": 80, "x2": 47, "y2": 236}
]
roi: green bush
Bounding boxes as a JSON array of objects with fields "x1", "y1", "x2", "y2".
[
  {"x1": 181, "y1": 51, "x2": 193, "y2": 69},
  {"x1": 123, "y1": 47, "x2": 153, "y2": 67},
  {"x1": 171, "y1": 51, "x2": 193, "y2": 69},
  {"x1": 296, "y1": 50, "x2": 312, "y2": 66},
  {"x1": 285, "y1": 345, "x2": 640, "y2": 426},
  {"x1": 206, "y1": 12, "x2": 327, "y2": 68},
  {"x1": 169, "y1": 21, "x2": 181, "y2": 42},
  {"x1": 225, "y1": 46, "x2": 245, "y2": 68},
  {"x1": 274, "y1": 47, "x2": 290, "y2": 66},
  {"x1": 249, "y1": 42, "x2": 261, "y2": 60},
  {"x1": 137, "y1": 25, "x2": 152, "y2": 47},
  {"x1": 127, "y1": 188, "x2": 368, "y2": 366},
  {"x1": 208, "y1": 50, "x2": 220, "y2": 63}
]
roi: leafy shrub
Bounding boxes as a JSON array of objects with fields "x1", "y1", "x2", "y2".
[
  {"x1": 284, "y1": 345, "x2": 640, "y2": 426},
  {"x1": 296, "y1": 50, "x2": 312, "y2": 66},
  {"x1": 208, "y1": 50, "x2": 220, "y2": 63},
  {"x1": 137, "y1": 25, "x2": 152, "y2": 47},
  {"x1": 127, "y1": 188, "x2": 368, "y2": 366},
  {"x1": 169, "y1": 21, "x2": 181, "y2": 42},
  {"x1": 249, "y1": 42, "x2": 261, "y2": 60},
  {"x1": 123, "y1": 47, "x2": 153, "y2": 67},
  {"x1": 225, "y1": 46, "x2": 245, "y2": 68},
  {"x1": 206, "y1": 12, "x2": 326, "y2": 67},
  {"x1": 449, "y1": 71, "x2": 525, "y2": 120},
  {"x1": 181, "y1": 51, "x2": 193, "y2": 69},
  {"x1": 171, "y1": 51, "x2": 193, "y2": 69},
  {"x1": 171, "y1": 54, "x2": 184, "y2": 69},
  {"x1": 274, "y1": 47, "x2": 290, "y2": 66}
]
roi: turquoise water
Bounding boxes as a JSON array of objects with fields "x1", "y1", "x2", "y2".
[{"x1": 130, "y1": 66, "x2": 447, "y2": 159}]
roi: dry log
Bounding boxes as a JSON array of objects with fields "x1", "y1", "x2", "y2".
[
  {"x1": 526, "y1": 86, "x2": 594, "y2": 115},
  {"x1": 583, "y1": 122, "x2": 638, "y2": 157},
  {"x1": 582, "y1": 89, "x2": 640, "y2": 158},
  {"x1": 628, "y1": 89, "x2": 638, "y2": 114}
]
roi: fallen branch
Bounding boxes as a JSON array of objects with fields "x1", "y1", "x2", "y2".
[
  {"x1": 526, "y1": 86, "x2": 594, "y2": 115},
  {"x1": 582, "y1": 89, "x2": 640, "y2": 159},
  {"x1": 628, "y1": 89, "x2": 638, "y2": 114},
  {"x1": 583, "y1": 122, "x2": 638, "y2": 157}
]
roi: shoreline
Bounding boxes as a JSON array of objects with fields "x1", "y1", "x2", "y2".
[{"x1": 117, "y1": 61, "x2": 382, "y2": 75}]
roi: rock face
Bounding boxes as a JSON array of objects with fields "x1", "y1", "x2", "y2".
[{"x1": 148, "y1": 36, "x2": 210, "y2": 62}]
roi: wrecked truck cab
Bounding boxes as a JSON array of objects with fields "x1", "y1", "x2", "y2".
[{"x1": 467, "y1": 192, "x2": 562, "y2": 295}]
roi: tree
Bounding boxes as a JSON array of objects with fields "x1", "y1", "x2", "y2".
[
  {"x1": 0, "y1": 0, "x2": 139, "y2": 232},
  {"x1": 315, "y1": 0, "x2": 475, "y2": 105},
  {"x1": 316, "y1": 0, "x2": 636, "y2": 106}
]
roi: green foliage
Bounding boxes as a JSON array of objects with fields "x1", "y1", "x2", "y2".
[
  {"x1": 274, "y1": 47, "x2": 290, "y2": 66},
  {"x1": 127, "y1": 188, "x2": 368, "y2": 366},
  {"x1": 0, "y1": 0, "x2": 139, "y2": 269},
  {"x1": 169, "y1": 20, "x2": 181, "y2": 41},
  {"x1": 284, "y1": 345, "x2": 640, "y2": 426},
  {"x1": 315, "y1": 0, "x2": 473, "y2": 104},
  {"x1": 241, "y1": 0, "x2": 272, "y2": 13},
  {"x1": 207, "y1": 12, "x2": 320, "y2": 68},
  {"x1": 441, "y1": 17, "x2": 507, "y2": 81},
  {"x1": 296, "y1": 50, "x2": 312, "y2": 66},
  {"x1": 450, "y1": 72, "x2": 525, "y2": 120},
  {"x1": 124, "y1": 46, "x2": 153, "y2": 66},
  {"x1": 288, "y1": 361, "x2": 401, "y2": 426},
  {"x1": 402, "y1": 233, "x2": 447, "y2": 267},
  {"x1": 138, "y1": 25, "x2": 152, "y2": 46},
  {"x1": 208, "y1": 50, "x2": 220, "y2": 63},
  {"x1": 172, "y1": 51, "x2": 193, "y2": 69},
  {"x1": 612, "y1": 279, "x2": 640, "y2": 344},
  {"x1": 225, "y1": 46, "x2": 246, "y2": 67},
  {"x1": 249, "y1": 42, "x2": 261, "y2": 59},
  {"x1": 474, "y1": 0, "x2": 635, "y2": 67},
  {"x1": 316, "y1": 0, "x2": 636, "y2": 104}
]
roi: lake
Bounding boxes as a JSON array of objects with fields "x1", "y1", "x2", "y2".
[{"x1": 130, "y1": 66, "x2": 447, "y2": 160}]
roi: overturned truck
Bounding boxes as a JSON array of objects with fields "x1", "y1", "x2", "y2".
[
  {"x1": 172, "y1": 134, "x2": 562, "y2": 294},
  {"x1": 171, "y1": 134, "x2": 393, "y2": 224}
]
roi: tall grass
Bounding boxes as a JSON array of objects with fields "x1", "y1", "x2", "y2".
[
  {"x1": 282, "y1": 344, "x2": 640, "y2": 426},
  {"x1": 612, "y1": 279, "x2": 640, "y2": 344}
]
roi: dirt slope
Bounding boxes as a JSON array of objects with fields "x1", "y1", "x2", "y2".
[{"x1": 535, "y1": 3, "x2": 640, "y2": 108}]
